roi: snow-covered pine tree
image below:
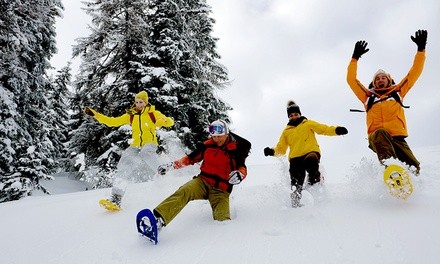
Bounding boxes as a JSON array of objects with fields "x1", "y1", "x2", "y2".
[
  {"x1": 47, "y1": 64, "x2": 73, "y2": 169},
  {"x1": 69, "y1": 0, "x2": 156, "y2": 187},
  {"x1": 0, "y1": 0, "x2": 64, "y2": 202},
  {"x1": 69, "y1": 0, "x2": 231, "y2": 188},
  {"x1": 142, "y1": 0, "x2": 231, "y2": 149}
]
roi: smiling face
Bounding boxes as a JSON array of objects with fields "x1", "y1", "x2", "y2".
[
  {"x1": 134, "y1": 98, "x2": 146, "y2": 112},
  {"x1": 374, "y1": 73, "x2": 390, "y2": 89}
]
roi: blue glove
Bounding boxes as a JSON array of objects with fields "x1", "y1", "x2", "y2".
[{"x1": 228, "y1": 171, "x2": 244, "y2": 185}]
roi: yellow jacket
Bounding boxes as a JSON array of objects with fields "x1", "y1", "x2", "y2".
[
  {"x1": 89, "y1": 105, "x2": 174, "y2": 147},
  {"x1": 273, "y1": 118, "x2": 338, "y2": 159},
  {"x1": 347, "y1": 51, "x2": 425, "y2": 137}
]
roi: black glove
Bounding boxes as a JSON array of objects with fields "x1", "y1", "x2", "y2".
[
  {"x1": 411, "y1": 29, "x2": 427, "y2": 51},
  {"x1": 84, "y1": 107, "x2": 95, "y2": 116},
  {"x1": 335, "y1": 126, "x2": 348, "y2": 135},
  {"x1": 157, "y1": 163, "x2": 173, "y2": 175},
  {"x1": 228, "y1": 171, "x2": 244, "y2": 185},
  {"x1": 352, "y1": 40, "x2": 369, "y2": 60},
  {"x1": 264, "y1": 147, "x2": 275, "y2": 156}
]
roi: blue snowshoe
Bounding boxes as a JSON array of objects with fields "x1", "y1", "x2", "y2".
[{"x1": 136, "y1": 209, "x2": 158, "y2": 244}]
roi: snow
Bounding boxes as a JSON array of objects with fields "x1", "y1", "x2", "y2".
[{"x1": 1, "y1": 145, "x2": 440, "y2": 264}]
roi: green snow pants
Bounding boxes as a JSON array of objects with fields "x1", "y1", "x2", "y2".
[
  {"x1": 368, "y1": 128, "x2": 420, "y2": 172},
  {"x1": 154, "y1": 176, "x2": 231, "y2": 225}
]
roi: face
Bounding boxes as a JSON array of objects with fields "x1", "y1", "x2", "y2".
[
  {"x1": 374, "y1": 73, "x2": 390, "y2": 89},
  {"x1": 135, "y1": 98, "x2": 146, "y2": 112},
  {"x1": 211, "y1": 134, "x2": 229, "y2": 146},
  {"x1": 288, "y1": 112, "x2": 301, "y2": 121}
]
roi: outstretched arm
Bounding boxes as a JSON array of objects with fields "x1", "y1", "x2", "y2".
[
  {"x1": 84, "y1": 107, "x2": 130, "y2": 127},
  {"x1": 347, "y1": 41, "x2": 370, "y2": 103},
  {"x1": 154, "y1": 111, "x2": 174, "y2": 128},
  {"x1": 398, "y1": 30, "x2": 427, "y2": 98}
]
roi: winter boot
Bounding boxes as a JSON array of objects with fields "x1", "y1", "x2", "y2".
[
  {"x1": 109, "y1": 194, "x2": 122, "y2": 207},
  {"x1": 291, "y1": 186, "x2": 302, "y2": 208},
  {"x1": 156, "y1": 216, "x2": 165, "y2": 231}
]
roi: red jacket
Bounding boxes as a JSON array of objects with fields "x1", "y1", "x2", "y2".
[{"x1": 173, "y1": 136, "x2": 248, "y2": 193}]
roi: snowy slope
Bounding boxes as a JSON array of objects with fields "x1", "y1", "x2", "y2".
[{"x1": 1, "y1": 146, "x2": 440, "y2": 264}]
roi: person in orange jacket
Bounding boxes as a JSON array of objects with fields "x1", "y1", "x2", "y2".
[
  {"x1": 347, "y1": 29, "x2": 427, "y2": 174},
  {"x1": 150, "y1": 120, "x2": 251, "y2": 229},
  {"x1": 84, "y1": 91, "x2": 174, "y2": 208},
  {"x1": 264, "y1": 101, "x2": 348, "y2": 207}
]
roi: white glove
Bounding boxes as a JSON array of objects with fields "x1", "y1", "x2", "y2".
[{"x1": 228, "y1": 171, "x2": 244, "y2": 185}]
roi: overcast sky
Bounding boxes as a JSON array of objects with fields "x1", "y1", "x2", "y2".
[{"x1": 51, "y1": 0, "x2": 440, "y2": 167}]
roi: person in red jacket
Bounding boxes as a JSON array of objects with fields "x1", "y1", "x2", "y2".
[{"x1": 151, "y1": 120, "x2": 251, "y2": 229}]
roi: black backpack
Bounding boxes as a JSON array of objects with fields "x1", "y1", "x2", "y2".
[{"x1": 229, "y1": 132, "x2": 252, "y2": 169}]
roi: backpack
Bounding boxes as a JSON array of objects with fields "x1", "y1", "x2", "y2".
[
  {"x1": 230, "y1": 132, "x2": 252, "y2": 158},
  {"x1": 229, "y1": 132, "x2": 252, "y2": 169}
]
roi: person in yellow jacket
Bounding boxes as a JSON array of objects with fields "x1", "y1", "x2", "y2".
[
  {"x1": 346, "y1": 29, "x2": 427, "y2": 174},
  {"x1": 84, "y1": 91, "x2": 174, "y2": 208},
  {"x1": 263, "y1": 101, "x2": 348, "y2": 207}
]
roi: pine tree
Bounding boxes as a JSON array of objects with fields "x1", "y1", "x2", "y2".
[
  {"x1": 70, "y1": 0, "x2": 155, "y2": 187},
  {"x1": 69, "y1": 0, "x2": 230, "y2": 187},
  {"x1": 143, "y1": 0, "x2": 231, "y2": 149},
  {"x1": 0, "y1": 0, "x2": 63, "y2": 202},
  {"x1": 47, "y1": 64, "x2": 73, "y2": 169}
]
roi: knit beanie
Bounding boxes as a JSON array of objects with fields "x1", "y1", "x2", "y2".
[
  {"x1": 371, "y1": 69, "x2": 392, "y2": 89},
  {"x1": 287, "y1": 100, "x2": 301, "y2": 117},
  {"x1": 135, "y1": 91, "x2": 148, "y2": 104}
]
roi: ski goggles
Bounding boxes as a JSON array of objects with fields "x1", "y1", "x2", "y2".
[{"x1": 208, "y1": 125, "x2": 226, "y2": 135}]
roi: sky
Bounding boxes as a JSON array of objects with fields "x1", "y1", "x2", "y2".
[
  {"x1": 50, "y1": 0, "x2": 440, "y2": 168},
  {"x1": 1, "y1": 145, "x2": 440, "y2": 264}
]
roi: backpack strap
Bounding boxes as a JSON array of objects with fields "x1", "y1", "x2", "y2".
[
  {"x1": 129, "y1": 112, "x2": 156, "y2": 125},
  {"x1": 148, "y1": 112, "x2": 156, "y2": 123},
  {"x1": 366, "y1": 90, "x2": 409, "y2": 112}
]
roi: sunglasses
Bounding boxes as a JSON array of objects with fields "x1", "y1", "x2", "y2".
[{"x1": 208, "y1": 125, "x2": 226, "y2": 135}]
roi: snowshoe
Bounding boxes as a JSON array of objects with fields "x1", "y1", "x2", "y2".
[
  {"x1": 136, "y1": 209, "x2": 159, "y2": 244},
  {"x1": 99, "y1": 194, "x2": 122, "y2": 211},
  {"x1": 383, "y1": 164, "x2": 413, "y2": 200}
]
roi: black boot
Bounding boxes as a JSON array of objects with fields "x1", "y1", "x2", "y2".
[{"x1": 291, "y1": 186, "x2": 302, "y2": 208}]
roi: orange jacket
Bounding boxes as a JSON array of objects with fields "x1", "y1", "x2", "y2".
[
  {"x1": 173, "y1": 136, "x2": 248, "y2": 193},
  {"x1": 347, "y1": 51, "x2": 425, "y2": 137}
]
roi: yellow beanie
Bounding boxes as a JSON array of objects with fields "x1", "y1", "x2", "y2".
[{"x1": 135, "y1": 91, "x2": 148, "y2": 104}]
